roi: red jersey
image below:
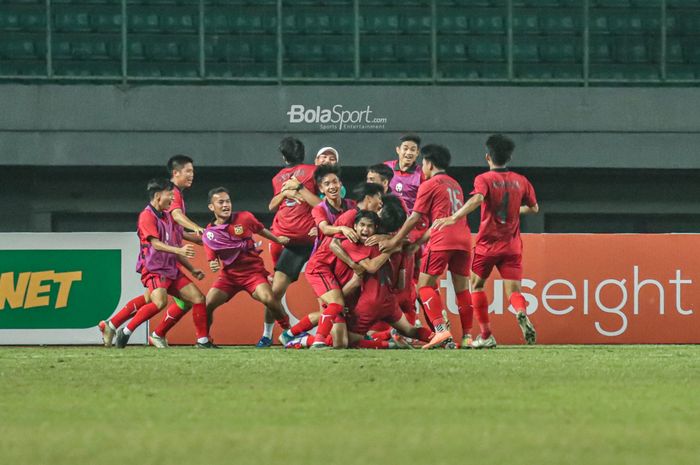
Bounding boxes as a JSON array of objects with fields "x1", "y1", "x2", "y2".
[
  {"x1": 137, "y1": 205, "x2": 173, "y2": 247},
  {"x1": 472, "y1": 169, "x2": 537, "y2": 256},
  {"x1": 271, "y1": 164, "x2": 318, "y2": 245},
  {"x1": 412, "y1": 173, "x2": 471, "y2": 252},
  {"x1": 334, "y1": 239, "x2": 378, "y2": 286},
  {"x1": 169, "y1": 185, "x2": 186, "y2": 214},
  {"x1": 357, "y1": 252, "x2": 399, "y2": 310},
  {"x1": 203, "y1": 211, "x2": 265, "y2": 269}
]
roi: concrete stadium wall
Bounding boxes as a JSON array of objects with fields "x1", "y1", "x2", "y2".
[{"x1": 1, "y1": 84, "x2": 700, "y2": 168}]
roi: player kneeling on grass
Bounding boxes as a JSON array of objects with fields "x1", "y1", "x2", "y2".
[
  {"x1": 113, "y1": 178, "x2": 207, "y2": 349},
  {"x1": 201, "y1": 187, "x2": 291, "y2": 348},
  {"x1": 333, "y1": 200, "x2": 434, "y2": 349}
]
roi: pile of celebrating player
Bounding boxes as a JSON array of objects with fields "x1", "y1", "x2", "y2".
[{"x1": 99, "y1": 133, "x2": 539, "y2": 350}]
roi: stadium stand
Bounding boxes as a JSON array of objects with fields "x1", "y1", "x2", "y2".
[{"x1": 0, "y1": 1, "x2": 699, "y2": 82}]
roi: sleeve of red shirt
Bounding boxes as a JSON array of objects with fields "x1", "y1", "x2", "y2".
[
  {"x1": 312, "y1": 204, "x2": 329, "y2": 227},
  {"x1": 170, "y1": 188, "x2": 184, "y2": 213},
  {"x1": 411, "y1": 182, "x2": 431, "y2": 216},
  {"x1": 137, "y1": 210, "x2": 160, "y2": 243},
  {"x1": 272, "y1": 174, "x2": 282, "y2": 196},
  {"x1": 523, "y1": 178, "x2": 538, "y2": 207},
  {"x1": 304, "y1": 165, "x2": 319, "y2": 195},
  {"x1": 242, "y1": 211, "x2": 264, "y2": 234},
  {"x1": 345, "y1": 241, "x2": 374, "y2": 263},
  {"x1": 471, "y1": 174, "x2": 489, "y2": 197}
]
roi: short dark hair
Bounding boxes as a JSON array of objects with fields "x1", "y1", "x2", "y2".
[
  {"x1": 147, "y1": 178, "x2": 173, "y2": 200},
  {"x1": 354, "y1": 210, "x2": 380, "y2": 227},
  {"x1": 399, "y1": 134, "x2": 421, "y2": 148},
  {"x1": 379, "y1": 195, "x2": 407, "y2": 234},
  {"x1": 367, "y1": 163, "x2": 394, "y2": 183},
  {"x1": 352, "y1": 182, "x2": 384, "y2": 201},
  {"x1": 167, "y1": 154, "x2": 193, "y2": 174},
  {"x1": 314, "y1": 163, "x2": 340, "y2": 186},
  {"x1": 279, "y1": 136, "x2": 305, "y2": 164},
  {"x1": 486, "y1": 134, "x2": 515, "y2": 166},
  {"x1": 207, "y1": 186, "x2": 229, "y2": 204},
  {"x1": 421, "y1": 144, "x2": 451, "y2": 170}
]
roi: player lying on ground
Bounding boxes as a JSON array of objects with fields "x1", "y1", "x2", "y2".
[
  {"x1": 432, "y1": 134, "x2": 539, "y2": 347},
  {"x1": 199, "y1": 187, "x2": 291, "y2": 348}
]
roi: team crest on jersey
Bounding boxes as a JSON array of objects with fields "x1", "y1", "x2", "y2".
[
  {"x1": 234, "y1": 225, "x2": 244, "y2": 235},
  {"x1": 395, "y1": 182, "x2": 403, "y2": 193}
]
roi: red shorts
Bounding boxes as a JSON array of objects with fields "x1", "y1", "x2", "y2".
[
  {"x1": 471, "y1": 252, "x2": 522, "y2": 281},
  {"x1": 420, "y1": 248, "x2": 470, "y2": 277},
  {"x1": 305, "y1": 266, "x2": 341, "y2": 298},
  {"x1": 212, "y1": 264, "x2": 269, "y2": 299},
  {"x1": 141, "y1": 271, "x2": 192, "y2": 296},
  {"x1": 347, "y1": 299, "x2": 403, "y2": 335}
]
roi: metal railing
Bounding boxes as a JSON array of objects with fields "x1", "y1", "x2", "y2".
[{"x1": 1, "y1": 0, "x2": 697, "y2": 85}]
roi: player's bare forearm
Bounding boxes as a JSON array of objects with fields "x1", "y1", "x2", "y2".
[
  {"x1": 183, "y1": 231, "x2": 203, "y2": 245},
  {"x1": 360, "y1": 252, "x2": 392, "y2": 274},
  {"x1": 171, "y1": 209, "x2": 204, "y2": 234},
  {"x1": 259, "y1": 228, "x2": 289, "y2": 245},
  {"x1": 342, "y1": 275, "x2": 361, "y2": 297},
  {"x1": 384, "y1": 212, "x2": 422, "y2": 248},
  {"x1": 397, "y1": 268, "x2": 406, "y2": 290},
  {"x1": 520, "y1": 203, "x2": 540, "y2": 215},
  {"x1": 268, "y1": 191, "x2": 287, "y2": 211},
  {"x1": 297, "y1": 186, "x2": 321, "y2": 207},
  {"x1": 454, "y1": 194, "x2": 483, "y2": 221},
  {"x1": 150, "y1": 238, "x2": 195, "y2": 258},
  {"x1": 176, "y1": 254, "x2": 195, "y2": 272}
]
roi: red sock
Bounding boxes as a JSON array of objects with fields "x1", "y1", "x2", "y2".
[
  {"x1": 510, "y1": 292, "x2": 527, "y2": 313},
  {"x1": 415, "y1": 327, "x2": 433, "y2": 342},
  {"x1": 290, "y1": 315, "x2": 315, "y2": 336},
  {"x1": 456, "y1": 290, "x2": 473, "y2": 336},
  {"x1": 153, "y1": 302, "x2": 186, "y2": 337},
  {"x1": 372, "y1": 330, "x2": 392, "y2": 341},
  {"x1": 418, "y1": 286, "x2": 446, "y2": 329},
  {"x1": 314, "y1": 303, "x2": 343, "y2": 344},
  {"x1": 191, "y1": 303, "x2": 208, "y2": 339},
  {"x1": 110, "y1": 295, "x2": 147, "y2": 328},
  {"x1": 471, "y1": 291, "x2": 491, "y2": 339},
  {"x1": 126, "y1": 302, "x2": 161, "y2": 333},
  {"x1": 404, "y1": 309, "x2": 417, "y2": 326},
  {"x1": 276, "y1": 314, "x2": 291, "y2": 330},
  {"x1": 356, "y1": 339, "x2": 389, "y2": 349}
]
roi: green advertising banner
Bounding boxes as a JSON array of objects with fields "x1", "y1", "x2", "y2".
[
  {"x1": 0, "y1": 233, "x2": 145, "y2": 344},
  {"x1": 0, "y1": 249, "x2": 121, "y2": 329}
]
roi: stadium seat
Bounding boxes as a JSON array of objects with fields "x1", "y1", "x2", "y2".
[
  {"x1": 52, "y1": 60, "x2": 120, "y2": 77},
  {"x1": 539, "y1": 10, "x2": 580, "y2": 33},
  {"x1": 360, "y1": 10, "x2": 400, "y2": 33},
  {"x1": 360, "y1": 63, "x2": 430, "y2": 79},
  {"x1": 252, "y1": 40, "x2": 276, "y2": 62},
  {"x1": 204, "y1": 11, "x2": 230, "y2": 33},
  {"x1": 468, "y1": 38, "x2": 505, "y2": 62},
  {"x1": 285, "y1": 39, "x2": 325, "y2": 62},
  {"x1": 513, "y1": 39, "x2": 540, "y2": 62},
  {"x1": 0, "y1": 36, "x2": 42, "y2": 59},
  {"x1": 401, "y1": 9, "x2": 432, "y2": 33},
  {"x1": 437, "y1": 11, "x2": 469, "y2": 33},
  {"x1": 539, "y1": 38, "x2": 578, "y2": 62},
  {"x1": 589, "y1": 38, "x2": 613, "y2": 62},
  {"x1": 323, "y1": 39, "x2": 354, "y2": 62},
  {"x1": 470, "y1": 10, "x2": 505, "y2": 33},
  {"x1": 614, "y1": 37, "x2": 650, "y2": 63},
  {"x1": 360, "y1": 41, "x2": 396, "y2": 61},
  {"x1": 283, "y1": 62, "x2": 354, "y2": 78},
  {"x1": 210, "y1": 38, "x2": 253, "y2": 62},
  {"x1": 666, "y1": 65, "x2": 698, "y2": 79},
  {"x1": 438, "y1": 37, "x2": 468, "y2": 61},
  {"x1": 512, "y1": 11, "x2": 540, "y2": 33},
  {"x1": 90, "y1": 11, "x2": 122, "y2": 32},
  {"x1": 159, "y1": 12, "x2": 197, "y2": 33},
  {"x1": 590, "y1": 63, "x2": 659, "y2": 80},
  {"x1": 144, "y1": 39, "x2": 183, "y2": 61},
  {"x1": 128, "y1": 11, "x2": 160, "y2": 32},
  {"x1": 0, "y1": 59, "x2": 46, "y2": 76},
  {"x1": 515, "y1": 64, "x2": 553, "y2": 79},
  {"x1": 0, "y1": 11, "x2": 21, "y2": 31},
  {"x1": 53, "y1": 11, "x2": 91, "y2": 32}
]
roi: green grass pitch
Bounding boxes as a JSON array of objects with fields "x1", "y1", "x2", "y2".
[{"x1": 1, "y1": 345, "x2": 699, "y2": 465}]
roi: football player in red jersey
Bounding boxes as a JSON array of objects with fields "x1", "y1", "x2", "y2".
[
  {"x1": 433, "y1": 134, "x2": 539, "y2": 348},
  {"x1": 379, "y1": 144, "x2": 473, "y2": 349}
]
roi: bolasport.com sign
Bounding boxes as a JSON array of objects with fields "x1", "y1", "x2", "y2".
[{"x1": 286, "y1": 104, "x2": 388, "y2": 130}]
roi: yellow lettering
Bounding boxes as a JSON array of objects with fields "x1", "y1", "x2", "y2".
[
  {"x1": 23, "y1": 271, "x2": 54, "y2": 309},
  {"x1": 0, "y1": 272, "x2": 31, "y2": 310},
  {"x1": 53, "y1": 271, "x2": 82, "y2": 308}
]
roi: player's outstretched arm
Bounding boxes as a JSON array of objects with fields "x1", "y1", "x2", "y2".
[
  {"x1": 378, "y1": 212, "x2": 422, "y2": 252},
  {"x1": 176, "y1": 255, "x2": 205, "y2": 280},
  {"x1": 258, "y1": 228, "x2": 290, "y2": 245},
  {"x1": 149, "y1": 238, "x2": 194, "y2": 258},
  {"x1": 171, "y1": 208, "x2": 204, "y2": 236},
  {"x1": 330, "y1": 238, "x2": 365, "y2": 276},
  {"x1": 358, "y1": 252, "x2": 393, "y2": 274},
  {"x1": 319, "y1": 221, "x2": 359, "y2": 243},
  {"x1": 520, "y1": 203, "x2": 540, "y2": 215},
  {"x1": 432, "y1": 193, "x2": 484, "y2": 231}
]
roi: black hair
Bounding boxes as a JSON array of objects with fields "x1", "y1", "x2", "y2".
[
  {"x1": 399, "y1": 133, "x2": 421, "y2": 148},
  {"x1": 207, "y1": 186, "x2": 230, "y2": 204},
  {"x1": 379, "y1": 195, "x2": 407, "y2": 234},
  {"x1": 279, "y1": 136, "x2": 305, "y2": 165},
  {"x1": 147, "y1": 178, "x2": 174, "y2": 200},
  {"x1": 354, "y1": 210, "x2": 380, "y2": 228},
  {"x1": 367, "y1": 163, "x2": 394, "y2": 183},
  {"x1": 352, "y1": 182, "x2": 384, "y2": 201},
  {"x1": 421, "y1": 144, "x2": 451, "y2": 170},
  {"x1": 486, "y1": 134, "x2": 515, "y2": 166},
  {"x1": 167, "y1": 154, "x2": 193, "y2": 175},
  {"x1": 314, "y1": 163, "x2": 340, "y2": 186}
]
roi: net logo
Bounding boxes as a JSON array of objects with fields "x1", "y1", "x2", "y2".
[
  {"x1": 0, "y1": 271, "x2": 82, "y2": 310},
  {"x1": 287, "y1": 104, "x2": 388, "y2": 130}
]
